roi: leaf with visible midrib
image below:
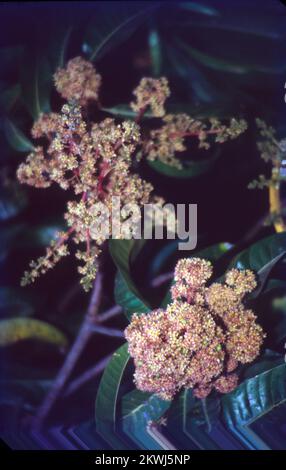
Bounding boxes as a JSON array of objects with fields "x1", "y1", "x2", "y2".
[
  {"x1": 4, "y1": 119, "x2": 35, "y2": 153},
  {"x1": 223, "y1": 364, "x2": 286, "y2": 427},
  {"x1": 95, "y1": 343, "x2": 132, "y2": 449},
  {"x1": 121, "y1": 389, "x2": 171, "y2": 449},
  {"x1": 229, "y1": 232, "x2": 286, "y2": 274},
  {"x1": 249, "y1": 251, "x2": 286, "y2": 300},
  {"x1": 85, "y1": 3, "x2": 159, "y2": 62},
  {"x1": 21, "y1": 55, "x2": 52, "y2": 120}
]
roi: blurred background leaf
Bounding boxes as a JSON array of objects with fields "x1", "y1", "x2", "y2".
[{"x1": 0, "y1": 318, "x2": 68, "y2": 348}]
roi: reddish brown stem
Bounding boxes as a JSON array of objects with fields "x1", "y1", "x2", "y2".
[
  {"x1": 86, "y1": 229, "x2": 91, "y2": 257},
  {"x1": 135, "y1": 106, "x2": 147, "y2": 124}
]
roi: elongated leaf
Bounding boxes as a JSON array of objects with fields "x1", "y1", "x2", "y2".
[
  {"x1": 242, "y1": 350, "x2": 285, "y2": 380},
  {"x1": 48, "y1": 25, "x2": 72, "y2": 70},
  {"x1": 178, "y1": 2, "x2": 219, "y2": 16},
  {"x1": 102, "y1": 104, "x2": 153, "y2": 119},
  {"x1": 21, "y1": 55, "x2": 52, "y2": 120},
  {"x1": 148, "y1": 148, "x2": 220, "y2": 178},
  {"x1": 85, "y1": 3, "x2": 158, "y2": 62},
  {"x1": 167, "y1": 43, "x2": 218, "y2": 103},
  {"x1": 168, "y1": 388, "x2": 220, "y2": 432},
  {"x1": 121, "y1": 389, "x2": 171, "y2": 450},
  {"x1": 165, "y1": 389, "x2": 196, "y2": 448},
  {"x1": 176, "y1": 38, "x2": 286, "y2": 75},
  {"x1": 109, "y1": 240, "x2": 150, "y2": 320},
  {"x1": 149, "y1": 29, "x2": 162, "y2": 76},
  {"x1": 166, "y1": 389, "x2": 220, "y2": 448},
  {"x1": 167, "y1": 389, "x2": 194, "y2": 428},
  {"x1": 0, "y1": 318, "x2": 68, "y2": 348},
  {"x1": 103, "y1": 102, "x2": 225, "y2": 119},
  {"x1": 249, "y1": 251, "x2": 286, "y2": 300},
  {"x1": 223, "y1": 364, "x2": 286, "y2": 427},
  {"x1": 95, "y1": 343, "x2": 132, "y2": 449},
  {"x1": 0, "y1": 84, "x2": 20, "y2": 112},
  {"x1": 114, "y1": 272, "x2": 149, "y2": 321},
  {"x1": 191, "y1": 396, "x2": 221, "y2": 431},
  {"x1": 3, "y1": 119, "x2": 35, "y2": 152},
  {"x1": 229, "y1": 233, "x2": 286, "y2": 272}
]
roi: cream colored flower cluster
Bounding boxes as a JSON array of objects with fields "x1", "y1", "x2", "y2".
[
  {"x1": 125, "y1": 258, "x2": 265, "y2": 400},
  {"x1": 144, "y1": 114, "x2": 247, "y2": 169},
  {"x1": 17, "y1": 58, "x2": 154, "y2": 291},
  {"x1": 54, "y1": 56, "x2": 101, "y2": 106},
  {"x1": 17, "y1": 56, "x2": 248, "y2": 290}
]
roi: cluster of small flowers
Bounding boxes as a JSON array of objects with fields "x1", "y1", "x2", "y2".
[
  {"x1": 143, "y1": 113, "x2": 247, "y2": 169},
  {"x1": 125, "y1": 257, "x2": 265, "y2": 400},
  {"x1": 17, "y1": 57, "x2": 155, "y2": 291},
  {"x1": 131, "y1": 77, "x2": 170, "y2": 118},
  {"x1": 54, "y1": 56, "x2": 102, "y2": 106},
  {"x1": 248, "y1": 119, "x2": 286, "y2": 190},
  {"x1": 17, "y1": 55, "x2": 248, "y2": 290}
]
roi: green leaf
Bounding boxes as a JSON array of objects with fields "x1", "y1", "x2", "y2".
[
  {"x1": 48, "y1": 25, "x2": 72, "y2": 70},
  {"x1": 178, "y1": 2, "x2": 219, "y2": 16},
  {"x1": 109, "y1": 240, "x2": 150, "y2": 320},
  {"x1": 191, "y1": 396, "x2": 221, "y2": 431},
  {"x1": 167, "y1": 389, "x2": 220, "y2": 448},
  {"x1": 149, "y1": 29, "x2": 162, "y2": 77},
  {"x1": 167, "y1": 43, "x2": 218, "y2": 103},
  {"x1": 249, "y1": 251, "x2": 286, "y2": 300},
  {"x1": 0, "y1": 84, "x2": 21, "y2": 112},
  {"x1": 95, "y1": 343, "x2": 132, "y2": 449},
  {"x1": 242, "y1": 350, "x2": 284, "y2": 380},
  {"x1": 223, "y1": 364, "x2": 286, "y2": 426},
  {"x1": 229, "y1": 233, "x2": 286, "y2": 272},
  {"x1": 262, "y1": 279, "x2": 286, "y2": 295},
  {"x1": 114, "y1": 272, "x2": 149, "y2": 321},
  {"x1": 195, "y1": 242, "x2": 234, "y2": 263},
  {"x1": 168, "y1": 389, "x2": 220, "y2": 433},
  {"x1": 21, "y1": 55, "x2": 52, "y2": 120},
  {"x1": 167, "y1": 389, "x2": 194, "y2": 428},
  {"x1": 176, "y1": 38, "x2": 286, "y2": 75},
  {"x1": 121, "y1": 389, "x2": 171, "y2": 449},
  {"x1": 102, "y1": 102, "x2": 224, "y2": 119},
  {"x1": 85, "y1": 3, "x2": 158, "y2": 62},
  {"x1": 0, "y1": 318, "x2": 68, "y2": 348},
  {"x1": 147, "y1": 150, "x2": 220, "y2": 178},
  {"x1": 102, "y1": 104, "x2": 153, "y2": 119},
  {"x1": 3, "y1": 119, "x2": 35, "y2": 152},
  {"x1": 165, "y1": 389, "x2": 195, "y2": 448}
]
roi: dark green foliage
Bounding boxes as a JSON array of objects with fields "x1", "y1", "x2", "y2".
[{"x1": 1, "y1": 0, "x2": 286, "y2": 450}]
